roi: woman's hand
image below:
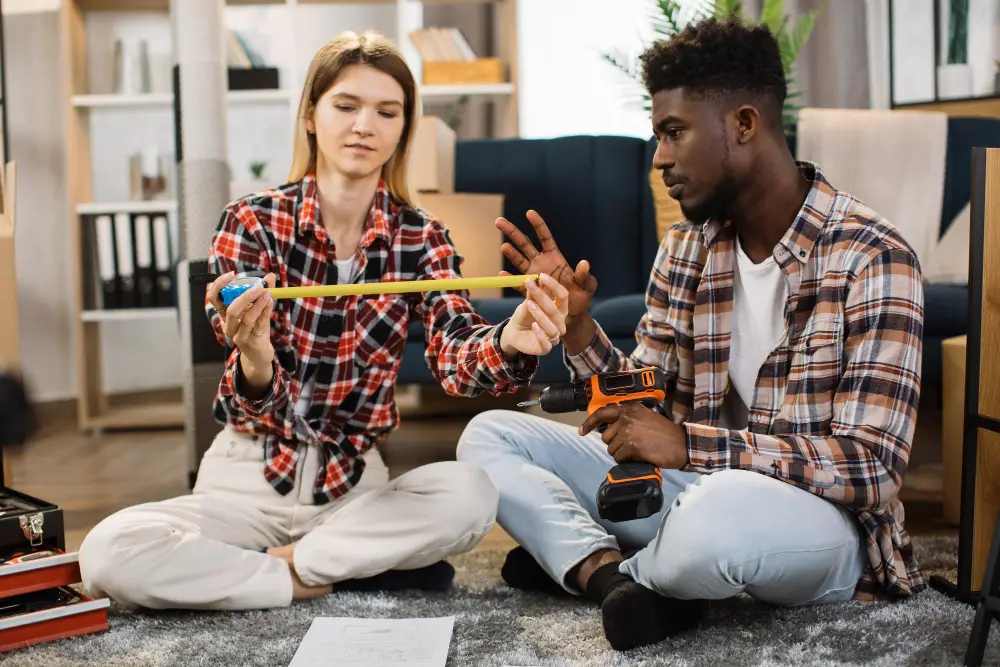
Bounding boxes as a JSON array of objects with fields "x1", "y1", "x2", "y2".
[
  {"x1": 206, "y1": 272, "x2": 278, "y2": 392},
  {"x1": 499, "y1": 273, "x2": 569, "y2": 358}
]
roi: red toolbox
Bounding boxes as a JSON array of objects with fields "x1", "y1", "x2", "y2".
[{"x1": 0, "y1": 454, "x2": 110, "y2": 652}]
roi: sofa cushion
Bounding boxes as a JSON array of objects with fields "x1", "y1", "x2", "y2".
[
  {"x1": 591, "y1": 293, "x2": 647, "y2": 339},
  {"x1": 455, "y1": 136, "x2": 656, "y2": 298},
  {"x1": 923, "y1": 282, "x2": 967, "y2": 339},
  {"x1": 405, "y1": 294, "x2": 653, "y2": 343},
  {"x1": 407, "y1": 297, "x2": 522, "y2": 342}
]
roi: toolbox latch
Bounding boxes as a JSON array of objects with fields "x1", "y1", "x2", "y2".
[{"x1": 19, "y1": 513, "x2": 43, "y2": 547}]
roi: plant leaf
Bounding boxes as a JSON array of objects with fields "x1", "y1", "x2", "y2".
[
  {"x1": 651, "y1": 0, "x2": 684, "y2": 34},
  {"x1": 713, "y1": 0, "x2": 742, "y2": 19},
  {"x1": 761, "y1": 0, "x2": 787, "y2": 34}
]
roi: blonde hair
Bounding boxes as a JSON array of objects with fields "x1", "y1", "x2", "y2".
[{"x1": 288, "y1": 31, "x2": 419, "y2": 207}]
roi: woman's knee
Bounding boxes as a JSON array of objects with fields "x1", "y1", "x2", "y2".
[
  {"x1": 78, "y1": 509, "x2": 172, "y2": 606},
  {"x1": 440, "y1": 461, "x2": 499, "y2": 531}
]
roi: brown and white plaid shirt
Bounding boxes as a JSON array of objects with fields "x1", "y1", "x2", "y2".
[{"x1": 567, "y1": 162, "x2": 925, "y2": 601}]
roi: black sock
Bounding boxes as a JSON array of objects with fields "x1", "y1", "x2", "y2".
[
  {"x1": 600, "y1": 581, "x2": 705, "y2": 651},
  {"x1": 584, "y1": 561, "x2": 631, "y2": 605},
  {"x1": 336, "y1": 561, "x2": 455, "y2": 593},
  {"x1": 500, "y1": 547, "x2": 568, "y2": 597}
]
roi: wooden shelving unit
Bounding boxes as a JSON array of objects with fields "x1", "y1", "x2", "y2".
[{"x1": 58, "y1": 0, "x2": 518, "y2": 432}]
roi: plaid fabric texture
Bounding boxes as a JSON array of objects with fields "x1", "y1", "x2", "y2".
[
  {"x1": 566, "y1": 162, "x2": 925, "y2": 601},
  {"x1": 206, "y1": 173, "x2": 536, "y2": 503}
]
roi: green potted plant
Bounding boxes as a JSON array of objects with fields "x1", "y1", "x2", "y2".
[
  {"x1": 249, "y1": 161, "x2": 267, "y2": 180},
  {"x1": 229, "y1": 161, "x2": 270, "y2": 200},
  {"x1": 602, "y1": 0, "x2": 821, "y2": 137}
]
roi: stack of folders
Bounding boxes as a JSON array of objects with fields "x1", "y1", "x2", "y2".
[{"x1": 81, "y1": 211, "x2": 175, "y2": 311}]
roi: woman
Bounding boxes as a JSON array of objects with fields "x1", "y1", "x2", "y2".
[{"x1": 78, "y1": 31, "x2": 568, "y2": 611}]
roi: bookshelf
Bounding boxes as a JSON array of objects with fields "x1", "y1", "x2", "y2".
[{"x1": 58, "y1": 0, "x2": 519, "y2": 432}]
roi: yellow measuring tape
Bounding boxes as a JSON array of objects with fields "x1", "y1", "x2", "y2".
[
  {"x1": 221, "y1": 274, "x2": 538, "y2": 306},
  {"x1": 271, "y1": 274, "x2": 538, "y2": 299}
]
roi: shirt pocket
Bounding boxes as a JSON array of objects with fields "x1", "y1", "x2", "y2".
[
  {"x1": 352, "y1": 295, "x2": 410, "y2": 369},
  {"x1": 785, "y1": 313, "x2": 843, "y2": 428}
]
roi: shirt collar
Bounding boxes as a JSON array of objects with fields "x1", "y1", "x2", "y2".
[
  {"x1": 701, "y1": 160, "x2": 835, "y2": 264},
  {"x1": 295, "y1": 171, "x2": 397, "y2": 249}
]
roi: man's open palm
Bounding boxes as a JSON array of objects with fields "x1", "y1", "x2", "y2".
[{"x1": 495, "y1": 210, "x2": 597, "y2": 321}]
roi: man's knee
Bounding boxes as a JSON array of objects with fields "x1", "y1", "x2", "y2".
[
  {"x1": 455, "y1": 409, "x2": 523, "y2": 464},
  {"x1": 633, "y1": 470, "x2": 776, "y2": 597}
]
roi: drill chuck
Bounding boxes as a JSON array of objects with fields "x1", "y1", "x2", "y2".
[{"x1": 536, "y1": 383, "x2": 590, "y2": 413}]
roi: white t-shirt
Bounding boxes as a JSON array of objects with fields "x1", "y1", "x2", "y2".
[
  {"x1": 295, "y1": 254, "x2": 357, "y2": 502},
  {"x1": 719, "y1": 237, "x2": 788, "y2": 430}
]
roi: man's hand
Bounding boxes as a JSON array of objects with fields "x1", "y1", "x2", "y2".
[
  {"x1": 579, "y1": 402, "x2": 689, "y2": 469},
  {"x1": 496, "y1": 211, "x2": 597, "y2": 351}
]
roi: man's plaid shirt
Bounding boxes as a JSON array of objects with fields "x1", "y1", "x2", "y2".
[
  {"x1": 206, "y1": 173, "x2": 536, "y2": 503},
  {"x1": 566, "y1": 162, "x2": 925, "y2": 601}
]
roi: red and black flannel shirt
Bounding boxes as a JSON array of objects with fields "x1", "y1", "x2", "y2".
[
  {"x1": 566, "y1": 162, "x2": 925, "y2": 601},
  {"x1": 206, "y1": 173, "x2": 536, "y2": 503}
]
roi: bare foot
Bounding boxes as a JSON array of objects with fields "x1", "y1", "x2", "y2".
[
  {"x1": 267, "y1": 542, "x2": 333, "y2": 600},
  {"x1": 267, "y1": 543, "x2": 296, "y2": 564},
  {"x1": 288, "y1": 565, "x2": 332, "y2": 600}
]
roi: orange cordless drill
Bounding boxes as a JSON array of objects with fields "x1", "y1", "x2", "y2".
[{"x1": 518, "y1": 368, "x2": 668, "y2": 522}]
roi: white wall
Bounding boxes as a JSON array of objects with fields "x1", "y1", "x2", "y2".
[
  {"x1": 516, "y1": 0, "x2": 655, "y2": 140},
  {"x1": 7, "y1": 11, "x2": 74, "y2": 402}
]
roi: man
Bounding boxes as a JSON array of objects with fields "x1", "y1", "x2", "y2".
[{"x1": 457, "y1": 16, "x2": 924, "y2": 652}]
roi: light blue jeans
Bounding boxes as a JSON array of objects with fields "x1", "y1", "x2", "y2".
[{"x1": 456, "y1": 410, "x2": 867, "y2": 606}]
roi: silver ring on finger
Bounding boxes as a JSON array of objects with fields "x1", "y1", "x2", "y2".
[
  {"x1": 254, "y1": 329, "x2": 265, "y2": 337},
  {"x1": 548, "y1": 334, "x2": 560, "y2": 344}
]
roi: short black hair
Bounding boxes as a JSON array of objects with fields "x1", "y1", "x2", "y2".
[{"x1": 640, "y1": 17, "x2": 786, "y2": 127}]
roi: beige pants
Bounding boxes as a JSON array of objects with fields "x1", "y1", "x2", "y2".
[{"x1": 78, "y1": 427, "x2": 498, "y2": 611}]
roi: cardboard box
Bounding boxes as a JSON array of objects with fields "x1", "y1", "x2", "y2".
[
  {"x1": 0, "y1": 163, "x2": 19, "y2": 372},
  {"x1": 422, "y1": 58, "x2": 504, "y2": 86},
  {"x1": 417, "y1": 193, "x2": 504, "y2": 300},
  {"x1": 408, "y1": 116, "x2": 455, "y2": 195},
  {"x1": 942, "y1": 334, "x2": 967, "y2": 525}
]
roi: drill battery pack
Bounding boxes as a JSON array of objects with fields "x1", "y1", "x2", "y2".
[{"x1": 596, "y1": 462, "x2": 664, "y2": 523}]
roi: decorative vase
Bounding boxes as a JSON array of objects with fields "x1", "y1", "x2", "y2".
[{"x1": 937, "y1": 64, "x2": 974, "y2": 99}]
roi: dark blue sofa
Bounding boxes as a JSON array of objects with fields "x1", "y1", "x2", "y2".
[
  {"x1": 398, "y1": 135, "x2": 660, "y2": 387},
  {"x1": 399, "y1": 118, "x2": 1000, "y2": 391}
]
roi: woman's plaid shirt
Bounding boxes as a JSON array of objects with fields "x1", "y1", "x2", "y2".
[
  {"x1": 206, "y1": 173, "x2": 536, "y2": 504},
  {"x1": 566, "y1": 163, "x2": 925, "y2": 601}
]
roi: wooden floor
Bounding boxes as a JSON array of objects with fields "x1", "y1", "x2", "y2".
[
  {"x1": 2, "y1": 399, "x2": 522, "y2": 553},
  {"x1": 2, "y1": 392, "x2": 953, "y2": 553}
]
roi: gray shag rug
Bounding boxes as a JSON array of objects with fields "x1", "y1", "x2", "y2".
[{"x1": 0, "y1": 534, "x2": 995, "y2": 666}]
